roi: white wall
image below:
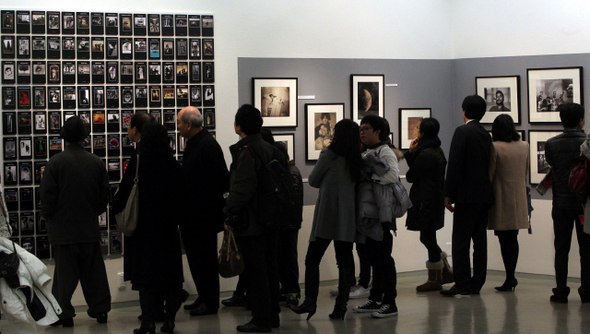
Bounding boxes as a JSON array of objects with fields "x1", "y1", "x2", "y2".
[{"x1": 2, "y1": 0, "x2": 583, "y2": 305}]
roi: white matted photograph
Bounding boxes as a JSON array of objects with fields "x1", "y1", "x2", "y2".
[
  {"x1": 253, "y1": 77, "x2": 298, "y2": 127},
  {"x1": 476, "y1": 75, "x2": 520, "y2": 124},
  {"x1": 527, "y1": 67, "x2": 582, "y2": 123},
  {"x1": 399, "y1": 108, "x2": 431, "y2": 150},
  {"x1": 305, "y1": 103, "x2": 344, "y2": 161},
  {"x1": 528, "y1": 130, "x2": 561, "y2": 184},
  {"x1": 274, "y1": 133, "x2": 295, "y2": 162},
  {"x1": 351, "y1": 74, "x2": 384, "y2": 122}
]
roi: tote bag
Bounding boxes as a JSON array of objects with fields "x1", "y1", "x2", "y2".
[{"x1": 116, "y1": 155, "x2": 139, "y2": 237}]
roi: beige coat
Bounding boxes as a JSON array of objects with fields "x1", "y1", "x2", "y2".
[{"x1": 488, "y1": 140, "x2": 530, "y2": 230}]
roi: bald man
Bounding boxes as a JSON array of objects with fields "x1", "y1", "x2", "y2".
[{"x1": 177, "y1": 106, "x2": 229, "y2": 316}]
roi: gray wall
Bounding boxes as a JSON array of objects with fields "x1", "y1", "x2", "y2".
[{"x1": 238, "y1": 58, "x2": 454, "y2": 205}]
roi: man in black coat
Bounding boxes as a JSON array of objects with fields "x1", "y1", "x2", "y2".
[
  {"x1": 545, "y1": 103, "x2": 590, "y2": 303},
  {"x1": 441, "y1": 95, "x2": 494, "y2": 296},
  {"x1": 177, "y1": 106, "x2": 229, "y2": 316}
]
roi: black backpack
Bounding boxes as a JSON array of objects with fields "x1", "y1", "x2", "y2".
[{"x1": 244, "y1": 146, "x2": 299, "y2": 229}]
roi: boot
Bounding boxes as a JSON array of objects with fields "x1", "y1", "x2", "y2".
[
  {"x1": 416, "y1": 260, "x2": 443, "y2": 292},
  {"x1": 134, "y1": 321, "x2": 156, "y2": 334},
  {"x1": 440, "y1": 252, "x2": 454, "y2": 284}
]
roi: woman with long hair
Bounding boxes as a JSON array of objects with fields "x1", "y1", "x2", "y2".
[
  {"x1": 290, "y1": 119, "x2": 362, "y2": 320},
  {"x1": 113, "y1": 122, "x2": 185, "y2": 334},
  {"x1": 404, "y1": 118, "x2": 451, "y2": 291},
  {"x1": 488, "y1": 114, "x2": 529, "y2": 291}
]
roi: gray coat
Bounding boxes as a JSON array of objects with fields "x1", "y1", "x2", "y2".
[{"x1": 308, "y1": 149, "x2": 357, "y2": 243}]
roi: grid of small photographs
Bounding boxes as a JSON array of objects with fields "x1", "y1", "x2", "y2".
[{"x1": 1, "y1": 10, "x2": 215, "y2": 259}]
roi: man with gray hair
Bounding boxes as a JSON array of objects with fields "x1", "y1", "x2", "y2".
[
  {"x1": 177, "y1": 106, "x2": 229, "y2": 316},
  {"x1": 40, "y1": 116, "x2": 111, "y2": 327}
]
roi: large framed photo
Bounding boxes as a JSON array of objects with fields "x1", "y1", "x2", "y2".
[
  {"x1": 527, "y1": 67, "x2": 583, "y2": 123},
  {"x1": 528, "y1": 130, "x2": 561, "y2": 184},
  {"x1": 399, "y1": 108, "x2": 431, "y2": 150},
  {"x1": 351, "y1": 74, "x2": 384, "y2": 122},
  {"x1": 305, "y1": 103, "x2": 344, "y2": 161},
  {"x1": 252, "y1": 77, "x2": 297, "y2": 127},
  {"x1": 273, "y1": 133, "x2": 295, "y2": 162},
  {"x1": 476, "y1": 75, "x2": 520, "y2": 124}
]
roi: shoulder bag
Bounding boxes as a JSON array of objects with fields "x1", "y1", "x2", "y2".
[
  {"x1": 116, "y1": 155, "x2": 139, "y2": 237},
  {"x1": 218, "y1": 230, "x2": 244, "y2": 278}
]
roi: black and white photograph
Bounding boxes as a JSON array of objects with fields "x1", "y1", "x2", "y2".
[
  {"x1": 91, "y1": 12, "x2": 104, "y2": 35},
  {"x1": 351, "y1": 74, "x2": 384, "y2": 121},
  {"x1": 48, "y1": 62, "x2": 60, "y2": 84},
  {"x1": 3, "y1": 86, "x2": 16, "y2": 109},
  {"x1": 107, "y1": 110, "x2": 120, "y2": 133},
  {"x1": 33, "y1": 86, "x2": 45, "y2": 109},
  {"x1": 92, "y1": 61, "x2": 105, "y2": 83},
  {"x1": 62, "y1": 61, "x2": 76, "y2": 84},
  {"x1": 62, "y1": 36, "x2": 75, "y2": 59},
  {"x1": 190, "y1": 62, "x2": 201, "y2": 83},
  {"x1": 106, "y1": 86, "x2": 119, "y2": 108},
  {"x1": 476, "y1": 75, "x2": 521, "y2": 124},
  {"x1": 4, "y1": 163, "x2": 17, "y2": 185},
  {"x1": 20, "y1": 212, "x2": 35, "y2": 235},
  {"x1": 16, "y1": 11, "x2": 31, "y2": 34},
  {"x1": 3, "y1": 61, "x2": 15, "y2": 83},
  {"x1": 134, "y1": 38, "x2": 147, "y2": 60},
  {"x1": 134, "y1": 14, "x2": 147, "y2": 36},
  {"x1": 32, "y1": 61, "x2": 46, "y2": 84},
  {"x1": 135, "y1": 62, "x2": 147, "y2": 83},
  {"x1": 77, "y1": 12, "x2": 90, "y2": 34},
  {"x1": 252, "y1": 77, "x2": 297, "y2": 127},
  {"x1": 34, "y1": 161, "x2": 46, "y2": 184},
  {"x1": 106, "y1": 38, "x2": 118, "y2": 59},
  {"x1": 2, "y1": 35, "x2": 15, "y2": 59},
  {"x1": 2, "y1": 10, "x2": 15, "y2": 33},
  {"x1": 47, "y1": 12, "x2": 60, "y2": 34},
  {"x1": 105, "y1": 13, "x2": 118, "y2": 35},
  {"x1": 161, "y1": 15, "x2": 173, "y2": 36},
  {"x1": 4, "y1": 137, "x2": 17, "y2": 160},
  {"x1": 63, "y1": 86, "x2": 77, "y2": 109},
  {"x1": 528, "y1": 130, "x2": 561, "y2": 184},
  {"x1": 188, "y1": 15, "x2": 201, "y2": 36},
  {"x1": 148, "y1": 14, "x2": 160, "y2": 35},
  {"x1": 77, "y1": 61, "x2": 91, "y2": 84},
  {"x1": 175, "y1": 14, "x2": 188, "y2": 36},
  {"x1": 203, "y1": 39, "x2": 214, "y2": 59},
  {"x1": 163, "y1": 39, "x2": 174, "y2": 60},
  {"x1": 528, "y1": 67, "x2": 582, "y2": 123},
  {"x1": 306, "y1": 103, "x2": 344, "y2": 161},
  {"x1": 47, "y1": 86, "x2": 61, "y2": 109},
  {"x1": 46, "y1": 36, "x2": 60, "y2": 59},
  {"x1": 92, "y1": 37, "x2": 105, "y2": 59},
  {"x1": 3, "y1": 112, "x2": 16, "y2": 135},
  {"x1": 62, "y1": 12, "x2": 75, "y2": 34},
  {"x1": 107, "y1": 61, "x2": 118, "y2": 83},
  {"x1": 17, "y1": 61, "x2": 31, "y2": 84},
  {"x1": 203, "y1": 109, "x2": 215, "y2": 129},
  {"x1": 93, "y1": 134, "x2": 106, "y2": 156},
  {"x1": 163, "y1": 62, "x2": 174, "y2": 83},
  {"x1": 149, "y1": 62, "x2": 161, "y2": 83},
  {"x1": 176, "y1": 85, "x2": 188, "y2": 107},
  {"x1": 17, "y1": 36, "x2": 31, "y2": 59},
  {"x1": 78, "y1": 86, "x2": 90, "y2": 108},
  {"x1": 203, "y1": 62, "x2": 214, "y2": 83},
  {"x1": 203, "y1": 85, "x2": 215, "y2": 107},
  {"x1": 190, "y1": 85, "x2": 201, "y2": 106},
  {"x1": 93, "y1": 86, "x2": 105, "y2": 108},
  {"x1": 176, "y1": 39, "x2": 188, "y2": 59},
  {"x1": 77, "y1": 36, "x2": 90, "y2": 59},
  {"x1": 121, "y1": 38, "x2": 133, "y2": 59},
  {"x1": 135, "y1": 85, "x2": 148, "y2": 107},
  {"x1": 120, "y1": 13, "x2": 132, "y2": 35},
  {"x1": 189, "y1": 39, "x2": 201, "y2": 59},
  {"x1": 121, "y1": 86, "x2": 134, "y2": 108},
  {"x1": 120, "y1": 62, "x2": 133, "y2": 83},
  {"x1": 48, "y1": 111, "x2": 61, "y2": 133},
  {"x1": 108, "y1": 157, "x2": 121, "y2": 181},
  {"x1": 202, "y1": 15, "x2": 214, "y2": 37},
  {"x1": 32, "y1": 36, "x2": 45, "y2": 59},
  {"x1": 33, "y1": 111, "x2": 46, "y2": 133},
  {"x1": 19, "y1": 161, "x2": 33, "y2": 185},
  {"x1": 19, "y1": 136, "x2": 33, "y2": 159}
]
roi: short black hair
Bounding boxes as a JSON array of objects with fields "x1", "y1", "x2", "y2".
[
  {"x1": 558, "y1": 102, "x2": 585, "y2": 128},
  {"x1": 491, "y1": 114, "x2": 520, "y2": 142},
  {"x1": 235, "y1": 104, "x2": 263, "y2": 135},
  {"x1": 129, "y1": 112, "x2": 154, "y2": 133},
  {"x1": 60, "y1": 116, "x2": 89, "y2": 143},
  {"x1": 360, "y1": 114, "x2": 390, "y2": 142},
  {"x1": 462, "y1": 95, "x2": 487, "y2": 120}
]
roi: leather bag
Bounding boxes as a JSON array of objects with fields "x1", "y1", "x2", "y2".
[
  {"x1": 116, "y1": 155, "x2": 140, "y2": 237},
  {"x1": 218, "y1": 230, "x2": 244, "y2": 278}
]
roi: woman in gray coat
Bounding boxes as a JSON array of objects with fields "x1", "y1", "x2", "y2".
[
  {"x1": 488, "y1": 114, "x2": 529, "y2": 291},
  {"x1": 290, "y1": 119, "x2": 362, "y2": 320}
]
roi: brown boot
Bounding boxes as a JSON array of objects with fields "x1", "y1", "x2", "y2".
[
  {"x1": 416, "y1": 260, "x2": 443, "y2": 292},
  {"x1": 441, "y1": 252, "x2": 454, "y2": 284}
]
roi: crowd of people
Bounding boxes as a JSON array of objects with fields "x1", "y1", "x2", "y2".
[{"x1": 14, "y1": 95, "x2": 587, "y2": 333}]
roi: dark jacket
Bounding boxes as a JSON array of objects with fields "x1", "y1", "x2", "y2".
[
  {"x1": 181, "y1": 128, "x2": 229, "y2": 233},
  {"x1": 404, "y1": 146, "x2": 447, "y2": 231},
  {"x1": 225, "y1": 133, "x2": 274, "y2": 237},
  {"x1": 287, "y1": 160, "x2": 303, "y2": 230},
  {"x1": 112, "y1": 152, "x2": 184, "y2": 288},
  {"x1": 545, "y1": 128, "x2": 586, "y2": 210},
  {"x1": 444, "y1": 120, "x2": 494, "y2": 205},
  {"x1": 40, "y1": 143, "x2": 109, "y2": 245}
]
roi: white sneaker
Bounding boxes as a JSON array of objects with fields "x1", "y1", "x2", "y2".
[{"x1": 349, "y1": 285, "x2": 370, "y2": 299}]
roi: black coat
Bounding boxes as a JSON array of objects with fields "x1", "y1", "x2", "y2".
[
  {"x1": 113, "y1": 152, "x2": 184, "y2": 289},
  {"x1": 444, "y1": 120, "x2": 494, "y2": 205},
  {"x1": 405, "y1": 146, "x2": 447, "y2": 231},
  {"x1": 181, "y1": 129, "x2": 229, "y2": 234}
]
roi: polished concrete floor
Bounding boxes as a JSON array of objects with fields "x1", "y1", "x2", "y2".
[{"x1": 1, "y1": 271, "x2": 589, "y2": 333}]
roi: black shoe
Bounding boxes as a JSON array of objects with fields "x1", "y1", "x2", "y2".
[
  {"x1": 50, "y1": 318, "x2": 74, "y2": 327},
  {"x1": 550, "y1": 295, "x2": 568, "y2": 303},
  {"x1": 138, "y1": 312, "x2": 165, "y2": 322},
  {"x1": 551, "y1": 287, "x2": 569, "y2": 303},
  {"x1": 289, "y1": 300, "x2": 317, "y2": 321},
  {"x1": 189, "y1": 303, "x2": 218, "y2": 316},
  {"x1": 87, "y1": 311, "x2": 108, "y2": 323},
  {"x1": 161, "y1": 319, "x2": 175, "y2": 333},
  {"x1": 328, "y1": 303, "x2": 347, "y2": 320},
  {"x1": 133, "y1": 321, "x2": 156, "y2": 334},
  {"x1": 221, "y1": 295, "x2": 247, "y2": 307},
  {"x1": 495, "y1": 278, "x2": 518, "y2": 292},
  {"x1": 440, "y1": 285, "x2": 471, "y2": 296},
  {"x1": 236, "y1": 321, "x2": 271, "y2": 332},
  {"x1": 183, "y1": 299, "x2": 201, "y2": 311}
]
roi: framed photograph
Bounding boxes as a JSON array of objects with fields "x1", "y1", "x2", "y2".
[
  {"x1": 399, "y1": 108, "x2": 431, "y2": 150},
  {"x1": 528, "y1": 130, "x2": 561, "y2": 184},
  {"x1": 527, "y1": 67, "x2": 583, "y2": 123},
  {"x1": 274, "y1": 133, "x2": 295, "y2": 161},
  {"x1": 252, "y1": 77, "x2": 298, "y2": 127},
  {"x1": 351, "y1": 74, "x2": 384, "y2": 122},
  {"x1": 305, "y1": 103, "x2": 344, "y2": 161},
  {"x1": 476, "y1": 76, "x2": 521, "y2": 124}
]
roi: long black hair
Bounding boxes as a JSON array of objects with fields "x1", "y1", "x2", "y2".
[
  {"x1": 417, "y1": 117, "x2": 442, "y2": 149},
  {"x1": 491, "y1": 114, "x2": 520, "y2": 142},
  {"x1": 328, "y1": 119, "x2": 362, "y2": 181},
  {"x1": 138, "y1": 122, "x2": 172, "y2": 156}
]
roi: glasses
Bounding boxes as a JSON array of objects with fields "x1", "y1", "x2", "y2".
[{"x1": 359, "y1": 125, "x2": 373, "y2": 133}]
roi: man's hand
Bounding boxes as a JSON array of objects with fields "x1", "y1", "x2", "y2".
[{"x1": 444, "y1": 197, "x2": 454, "y2": 213}]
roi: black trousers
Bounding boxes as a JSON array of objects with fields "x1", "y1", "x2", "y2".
[
  {"x1": 366, "y1": 227, "x2": 397, "y2": 305},
  {"x1": 278, "y1": 228, "x2": 301, "y2": 295},
  {"x1": 138, "y1": 285, "x2": 182, "y2": 322},
  {"x1": 237, "y1": 231, "x2": 280, "y2": 328},
  {"x1": 420, "y1": 230, "x2": 442, "y2": 263},
  {"x1": 356, "y1": 243, "x2": 371, "y2": 288},
  {"x1": 181, "y1": 228, "x2": 219, "y2": 310},
  {"x1": 52, "y1": 242, "x2": 111, "y2": 319},
  {"x1": 552, "y1": 206, "x2": 590, "y2": 297},
  {"x1": 304, "y1": 237, "x2": 354, "y2": 306},
  {"x1": 451, "y1": 203, "x2": 489, "y2": 292}
]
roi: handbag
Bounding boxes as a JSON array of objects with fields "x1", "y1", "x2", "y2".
[
  {"x1": 218, "y1": 230, "x2": 244, "y2": 278},
  {"x1": 116, "y1": 155, "x2": 140, "y2": 237},
  {"x1": 569, "y1": 155, "x2": 588, "y2": 204}
]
